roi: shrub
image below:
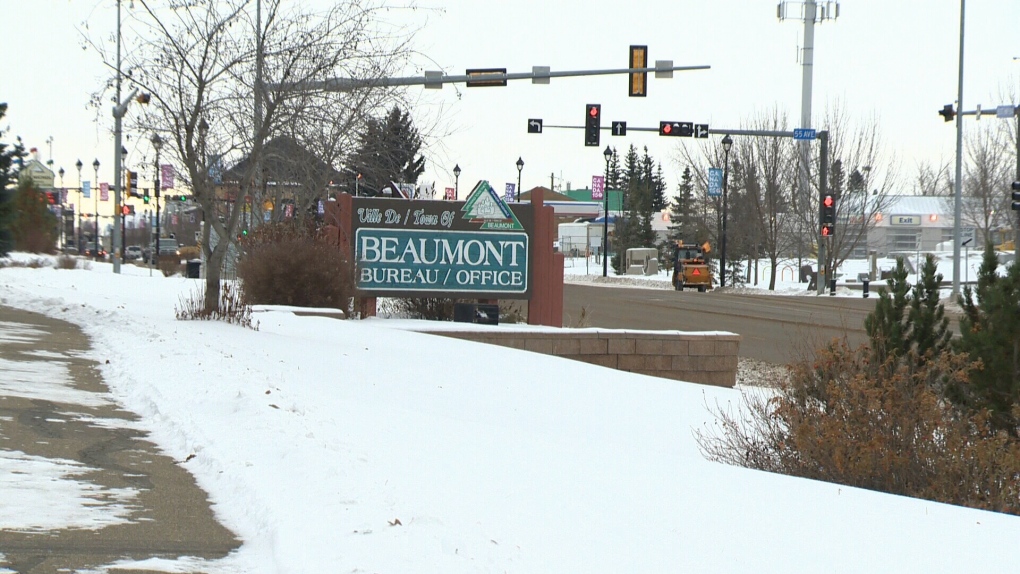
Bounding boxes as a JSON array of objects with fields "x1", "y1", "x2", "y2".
[
  {"x1": 696, "y1": 341, "x2": 1020, "y2": 515},
  {"x1": 389, "y1": 298, "x2": 460, "y2": 320},
  {"x1": 175, "y1": 283, "x2": 258, "y2": 330},
  {"x1": 236, "y1": 222, "x2": 353, "y2": 313},
  {"x1": 387, "y1": 298, "x2": 526, "y2": 323},
  {"x1": 54, "y1": 255, "x2": 79, "y2": 269},
  {"x1": 158, "y1": 255, "x2": 182, "y2": 277},
  {"x1": 179, "y1": 245, "x2": 201, "y2": 260}
]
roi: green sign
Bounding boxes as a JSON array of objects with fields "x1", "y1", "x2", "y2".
[
  {"x1": 350, "y1": 181, "x2": 533, "y2": 298},
  {"x1": 356, "y1": 228, "x2": 529, "y2": 294}
]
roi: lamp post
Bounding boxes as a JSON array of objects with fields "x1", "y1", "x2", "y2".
[
  {"x1": 58, "y1": 167, "x2": 65, "y2": 249},
  {"x1": 92, "y1": 158, "x2": 100, "y2": 259},
  {"x1": 453, "y1": 164, "x2": 461, "y2": 198},
  {"x1": 515, "y1": 157, "x2": 524, "y2": 202},
  {"x1": 120, "y1": 146, "x2": 128, "y2": 262},
  {"x1": 602, "y1": 145, "x2": 613, "y2": 277},
  {"x1": 151, "y1": 133, "x2": 163, "y2": 266},
  {"x1": 720, "y1": 134, "x2": 733, "y2": 288},
  {"x1": 75, "y1": 159, "x2": 83, "y2": 253}
]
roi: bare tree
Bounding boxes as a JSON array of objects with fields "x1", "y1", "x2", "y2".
[
  {"x1": 913, "y1": 159, "x2": 953, "y2": 197},
  {"x1": 730, "y1": 108, "x2": 798, "y2": 290},
  {"x1": 810, "y1": 102, "x2": 898, "y2": 273},
  {"x1": 961, "y1": 126, "x2": 1011, "y2": 245},
  {"x1": 86, "y1": 0, "x2": 416, "y2": 312}
]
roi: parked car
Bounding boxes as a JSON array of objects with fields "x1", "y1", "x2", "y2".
[{"x1": 125, "y1": 245, "x2": 143, "y2": 261}]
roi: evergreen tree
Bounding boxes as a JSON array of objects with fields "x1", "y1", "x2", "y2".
[
  {"x1": 953, "y1": 244, "x2": 1020, "y2": 434},
  {"x1": 652, "y1": 162, "x2": 667, "y2": 212},
  {"x1": 864, "y1": 257, "x2": 911, "y2": 362},
  {"x1": 0, "y1": 103, "x2": 28, "y2": 255},
  {"x1": 8, "y1": 179, "x2": 58, "y2": 254},
  {"x1": 344, "y1": 106, "x2": 425, "y2": 196},
  {"x1": 667, "y1": 167, "x2": 695, "y2": 246},
  {"x1": 906, "y1": 254, "x2": 951, "y2": 359}
]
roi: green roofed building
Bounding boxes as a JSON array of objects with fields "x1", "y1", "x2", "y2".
[{"x1": 562, "y1": 188, "x2": 624, "y2": 213}]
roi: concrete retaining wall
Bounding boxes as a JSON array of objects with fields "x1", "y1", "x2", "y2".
[{"x1": 420, "y1": 329, "x2": 740, "y2": 387}]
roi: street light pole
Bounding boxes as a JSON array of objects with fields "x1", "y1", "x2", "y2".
[
  {"x1": 516, "y1": 157, "x2": 524, "y2": 202},
  {"x1": 453, "y1": 164, "x2": 461, "y2": 198},
  {"x1": 720, "y1": 135, "x2": 733, "y2": 288},
  {"x1": 119, "y1": 146, "x2": 128, "y2": 262},
  {"x1": 75, "y1": 159, "x2": 82, "y2": 253},
  {"x1": 602, "y1": 145, "x2": 613, "y2": 277},
  {"x1": 93, "y1": 159, "x2": 100, "y2": 259},
  {"x1": 58, "y1": 167, "x2": 65, "y2": 249},
  {"x1": 151, "y1": 133, "x2": 163, "y2": 268}
]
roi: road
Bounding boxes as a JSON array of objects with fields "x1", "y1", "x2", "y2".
[{"x1": 562, "y1": 283, "x2": 881, "y2": 364}]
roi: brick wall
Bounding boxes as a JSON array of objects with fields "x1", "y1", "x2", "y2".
[{"x1": 419, "y1": 329, "x2": 740, "y2": 387}]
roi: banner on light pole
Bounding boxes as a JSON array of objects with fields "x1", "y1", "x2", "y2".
[
  {"x1": 160, "y1": 164, "x2": 175, "y2": 190},
  {"x1": 708, "y1": 168, "x2": 723, "y2": 197},
  {"x1": 592, "y1": 175, "x2": 605, "y2": 200}
]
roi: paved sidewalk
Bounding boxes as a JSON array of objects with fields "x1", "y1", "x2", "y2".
[{"x1": 0, "y1": 306, "x2": 239, "y2": 573}]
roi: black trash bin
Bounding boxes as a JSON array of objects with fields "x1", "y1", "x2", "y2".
[{"x1": 185, "y1": 259, "x2": 201, "y2": 279}]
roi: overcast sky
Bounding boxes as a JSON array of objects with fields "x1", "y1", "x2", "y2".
[{"x1": 3, "y1": 1, "x2": 1019, "y2": 201}]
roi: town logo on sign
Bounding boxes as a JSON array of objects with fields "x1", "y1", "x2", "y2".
[{"x1": 461, "y1": 180, "x2": 523, "y2": 230}]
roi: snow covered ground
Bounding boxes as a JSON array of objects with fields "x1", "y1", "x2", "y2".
[{"x1": 2, "y1": 253, "x2": 1020, "y2": 573}]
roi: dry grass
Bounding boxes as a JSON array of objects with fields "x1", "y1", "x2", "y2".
[{"x1": 175, "y1": 283, "x2": 258, "y2": 330}]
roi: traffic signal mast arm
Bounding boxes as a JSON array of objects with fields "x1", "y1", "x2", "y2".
[{"x1": 270, "y1": 64, "x2": 710, "y2": 92}]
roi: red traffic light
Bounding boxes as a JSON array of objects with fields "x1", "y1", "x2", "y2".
[
  {"x1": 821, "y1": 223, "x2": 834, "y2": 237},
  {"x1": 662, "y1": 123, "x2": 672, "y2": 135},
  {"x1": 588, "y1": 105, "x2": 600, "y2": 118},
  {"x1": 823, "y1": 195, "x2": 834, "y2": 208}
]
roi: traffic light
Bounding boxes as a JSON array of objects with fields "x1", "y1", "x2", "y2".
[
  {"x1": 125, "y1": 170, "x2": 138, "y2": 197},
  {"x1": 1012, "y1": 181, "x2": 1020, "y2": 211},
  {"x1": 659, "y1": 121, "x2": 679, "y2": 136},
  {"x1": 938, "y1": 104, "x2": 956, "y2": 122},
  {"x1": 585, "y1": 104, "x2": 601, "y2": 147},
  {"x1": 143, "y1": 187, "x2": 151, "y2": 204},
  {"x1": 177, "y1": 194, "x2": 187, "y2": 202},
  {"x1": 821, "y1": 194, "x2": 836, "y2": 236},
  {"x1": 121, "y1": 205, "x2": 135, "y2": 215}
]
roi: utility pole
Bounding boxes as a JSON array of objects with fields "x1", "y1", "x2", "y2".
[{"x1": 951, "y1": 0, "x2": 966, "y2": 298}]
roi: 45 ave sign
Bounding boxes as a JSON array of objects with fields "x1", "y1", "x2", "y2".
[{"x1": 350, "y1": 181, "x2": 534, "y2": 298}]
